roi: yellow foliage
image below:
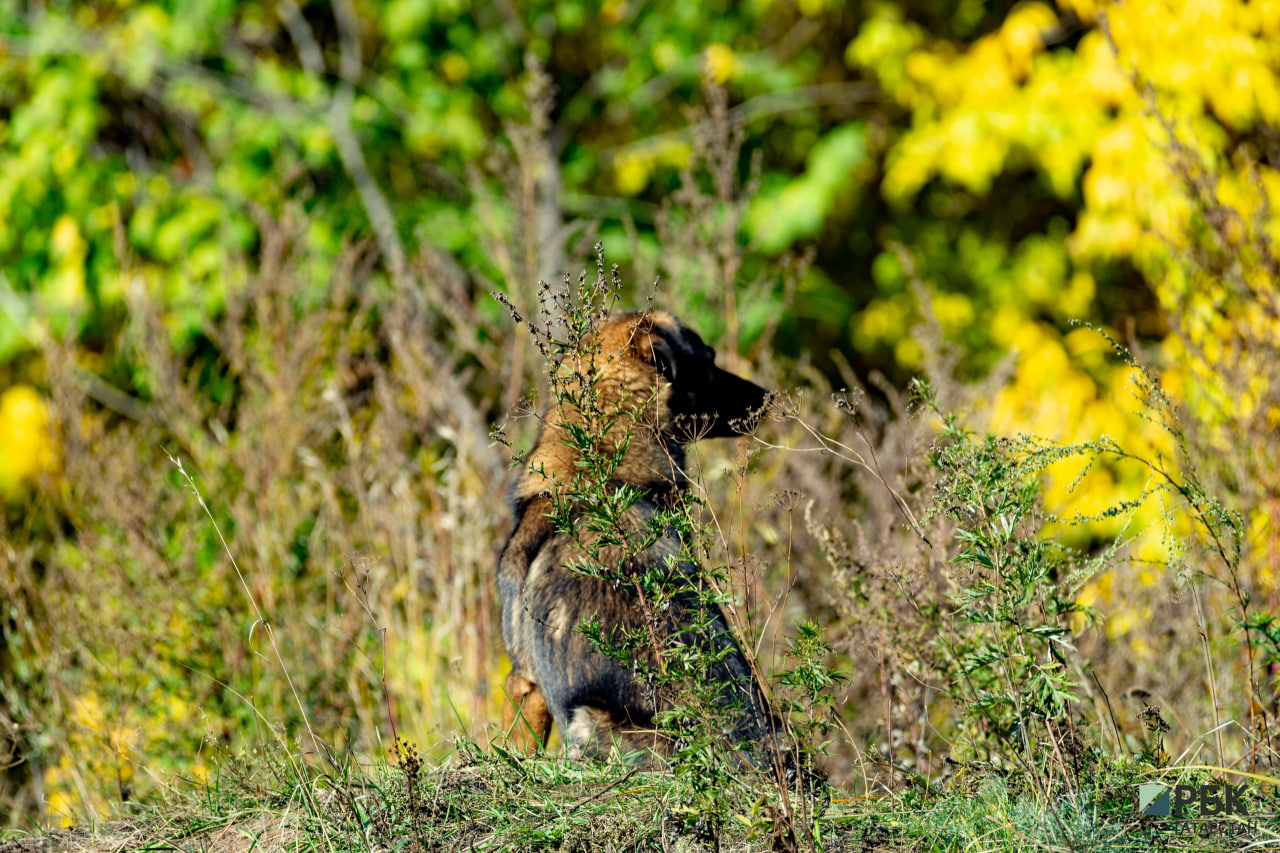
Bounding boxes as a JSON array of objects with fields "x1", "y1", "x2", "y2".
[
  {"x1": 1001, "y1": 3, "x2": 1059, "y2": 79},
  {"x1": 440, "y1": 52, "x2": 470, "y2": 84},
  {"x1": 877, "y1": 13, "x2": 1139, "y2": 203},
  {"x1": 846, "y1": 11, "x2": 925, "y2": 100},
  {"x1": 45, "y1": 789, "x2": 76, "y2": 829},
  {"x1": 858, "y1": 0, "x2": 1280, "y2": 632},
  {"x1": 989, "y1": 305, "x2": 1025, "y2": 348},
  {"x1": 894, "y1": 336, "x2": 924, "y2": 367},
  {"x1": 613, "y1": 141, "x2": 691, "y2": 196},
  {"x1": 931, "y1": 291, "x2": 975, "y2": 334},
  {"x1": 0, "y1": 384, "x2": 56, "y2": 496},
  {"x1": 703, "y1": 43, "x2": 737, "y2": 84},
  {"x1": 989, "y1": 319, "x2": 1180, "y2": 578},
  {"x1": 613, "y1": 151, "x2": 652, "y2": 196},
  {"x1": 853, "y1": 296, "x2": 909, "y2": 348},
  {"x1": 867, "y1": 0, "x2": 1280, "y2": 251},
  {"x1": 1059, "y1": 271, "x2": 1096, "y2": 317},
  {"x1": 51, "y1": 215, "x2": 80, "y2": 257},
  {"x1": 43, "y1": 672, "x2": 206, "y2": 826},
  {"x1": 599, "y1": 0, "x2": 628, "y2": 24}
]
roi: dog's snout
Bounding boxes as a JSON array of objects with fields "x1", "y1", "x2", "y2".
[{"x1": 667, "y1": 364, "x2": 770, "y2": 440}]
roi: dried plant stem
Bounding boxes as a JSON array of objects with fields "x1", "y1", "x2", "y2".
[{"x1": 165, "y1": 451, "x2": 324, "y2": 771}]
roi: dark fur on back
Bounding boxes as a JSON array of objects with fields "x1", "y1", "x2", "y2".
[{"x1": 497, "y1": 310, "x2": 784, "y2": 766}]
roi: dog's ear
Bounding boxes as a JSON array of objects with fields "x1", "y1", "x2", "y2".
[{"x1": 630, "y1": 314, "x2": 678, "y2": 381}]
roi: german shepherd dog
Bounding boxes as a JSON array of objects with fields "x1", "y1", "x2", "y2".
[{"x1": 497, "y1": 309, "x2": 784, "y2": 767}]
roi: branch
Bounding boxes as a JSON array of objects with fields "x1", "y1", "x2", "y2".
[
  {"x1": 599, "y1": 81, "x2": 880, "y2": 164},
  {"x1": 278, "y1": 0, "x2": 412, "y2": 292}
]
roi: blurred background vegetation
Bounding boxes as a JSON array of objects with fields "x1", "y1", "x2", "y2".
[{"x1": 0, "y1": 0, "x2": 1276, "y2": 831}]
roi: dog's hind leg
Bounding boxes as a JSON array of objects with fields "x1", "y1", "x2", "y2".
[{"x1": 502, "y1": 670, "x2": 553, "y2": 753}]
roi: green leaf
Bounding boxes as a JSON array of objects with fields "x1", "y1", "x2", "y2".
[{"x1": 747, "y1": 123, "x2": 867, "y2": 254}]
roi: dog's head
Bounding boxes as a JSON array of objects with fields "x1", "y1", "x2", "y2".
[
  {"x1": 589, "y1": 311, "x2": 771, "y2": 443},
  {"x1": 518, "y1": 310, "x2": 770, "y2": 499}
]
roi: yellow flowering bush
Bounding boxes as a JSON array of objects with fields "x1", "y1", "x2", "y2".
[{"x1": 851, "y1": 0, "x2": 1279, "y2": 617}]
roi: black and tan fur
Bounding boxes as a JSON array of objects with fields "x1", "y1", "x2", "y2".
[{"x1": 498, "y1": 310, "x2": 783, "y2": 765}]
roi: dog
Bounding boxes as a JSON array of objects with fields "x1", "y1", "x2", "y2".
[{"x1": 497, "y1": 309, "x2": 784, "y2": 767}]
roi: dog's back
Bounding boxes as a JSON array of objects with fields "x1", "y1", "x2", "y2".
[{"x1": 498, "y1": 310, "x2": 783, "y2": 765}]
